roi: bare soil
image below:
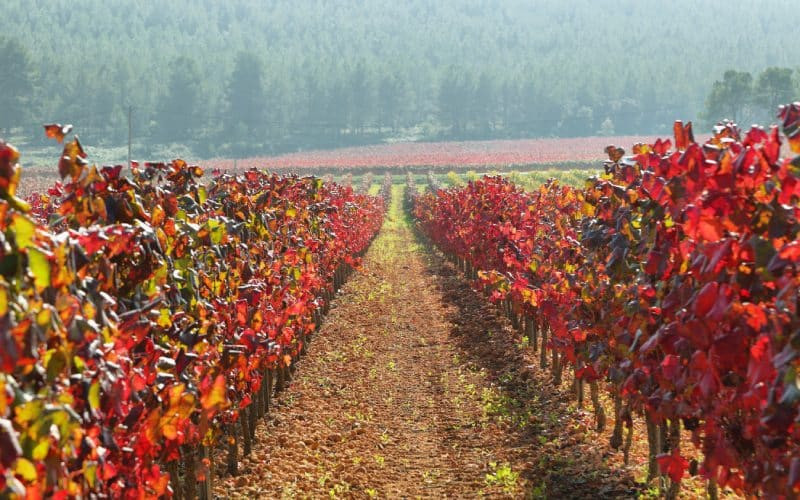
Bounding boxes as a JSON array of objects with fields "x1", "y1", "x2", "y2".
[{"x1": 213, "y1": 187, "x2": 641, "y2": 498}]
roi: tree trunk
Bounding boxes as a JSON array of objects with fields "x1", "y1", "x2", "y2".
[
  {"x1": 199, "y1": 446, "x2": 213, "y2": 500},
  {"x1": 575, "y1": 370, "x2": 584, "y2": 409},
  {"x1": 275, "y1": 364, "x2": 285, "y2": 393},
  {"x1": 256, "y1": 375, "x2": 265, "y2": 419},
  {"x1": 623, "y1": 417, "x2": 633, "y2": 465},
  {"x1": 540, "y1": 324, "x2": 548, "y2": 370},
  {"x1": 610, "y1": 392, "x2": 623, "y2": 449},
  {"x1": 659, "y1": 421, "x2": 669, "y2": 454},
  {"x1": 167, "y1": 461, "x2": 181, "y2": 500},
  {"x1": 707, "y1": 478, "x2": 718, "y2": 500},
  {"x1": 589, "y1": 380, "x2": 605, "y2": 432},
  {"x1": 646, "y1": 413, "x2": 659, "y2": 481},
  {"x1": 665, "y1": 419, "x2": 682, "y2": 500},
  {"x1": 248, "y1": 398, "x2": 257, "y2": 439},
  {"x1": 266, "y1": 368, "x2": 273, "y2": 412},
  {"x1": 553, "y1": 350, "x2": 563, "y2": 386},
  {"x1": 240, "y1": 407, "x2": 252, "y2": 456},
  {"x1": 227, "y1": 425, "x2": 239, "y2": 475},
  {"x1": 183, "y1": 445, "x2": 197, "y2": 498}
]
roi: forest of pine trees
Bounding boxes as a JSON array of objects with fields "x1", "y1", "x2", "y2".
[{"x1": 2, "y1": 0, "x2": 799, "y2": 158}]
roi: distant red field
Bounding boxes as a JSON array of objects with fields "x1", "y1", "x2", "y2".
[{"x1": 206, "y1": 136, "x2": 669, "y2": 171}]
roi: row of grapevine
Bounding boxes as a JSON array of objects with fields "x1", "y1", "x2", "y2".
[
  {"x1": 0, "y1": 130, "x2": 384, "y2": 498},
  {"x1": 359, "y1": 172, "x2": 374, "y2": 194},
  {"x1": 426, "y1": 170, "x2": 442, "y2": 192},
  {"x1": 404, "y1": 172, "x2": 418, "y2": 212},
  {"x1": 379, "y1": 172, "x2": 392, "y2": 206},
  {"x1": 412, "y1": 104, "x2": 800, "y2": 498}
]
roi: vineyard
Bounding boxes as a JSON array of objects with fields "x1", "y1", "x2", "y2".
[
  {"x1": 413, "y1": 104, "x2": 800, "y2": 498},
  {"x1": 2, "y1": 102, "x2": 800, "y2": 498},
  {"x1": 0, "y1": 133, "x2": 385, "y2": 497},
  {"x1": 202, "y1": 136, "x2": 668, "y2": 173}
]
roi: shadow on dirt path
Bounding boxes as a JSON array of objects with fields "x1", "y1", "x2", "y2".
[{"x1": 419, "y1": 236, "x2": 641, "y2": 499}]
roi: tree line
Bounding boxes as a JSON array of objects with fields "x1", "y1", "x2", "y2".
[
  {"x1": 1, "y1": 0, "x2": 799, "y2": 158},
  {"x1": 703, "y1": 68, "x2": 798, "y2": 126}
]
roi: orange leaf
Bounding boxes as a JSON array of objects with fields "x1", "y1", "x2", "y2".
[
  {"x1": 200, "y1": 375, "x2": 228, "y2": 411},
  {"x1": 43, "y1": 123, "x2": 73, "y2": 143}
]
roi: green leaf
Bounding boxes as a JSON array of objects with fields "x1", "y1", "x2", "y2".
[
  {"x1": 45, "y1": 349, "x2": 67, "y2": 383},
  {"x1": 780, "y1": 366, "x2": 800, "y2": 405},
  {"x1": 84, "y1": 462, "x2": 98, "y2": 488},
  {"x1": 207, "y1": 219, "x2": 224, "y2": 245}
]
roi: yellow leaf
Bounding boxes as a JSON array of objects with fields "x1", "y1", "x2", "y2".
[
  {"x1": 84, "y1": 462, "x2": 97, "y2": 488},
  {"x1": 31, "y1": 439, "x2": 49, "y2": 461},
  {"x1": 88, "y1": 381, "x2": 101, "y2": 411},
  {"x1": 11, "y1": 213, "x2": 36, "y2": 249},
  {"x1": 0, "y1": 282, "x2": 7, "y2": 316},
  {"x1": 14, "y1": 458, "x2": 37, "y2": 481},
  {"x1": 14, "y1": 400, "x2": 43, "y2": 424},
  {"x1": 57, "y1": 392, "x2": 74, "y2": 406},
  {"x1": 73, "y1": 356, "x2": 86, "y2": 372},
  {"x1": 157, "y1": 309, "x2": 172, "y2": 328},
  {"x1": 36, "y1": 307, "x2": 52, "y2": 327},
  {"x1": 0, "y1": 376, "x2": 6, "y2": 416},
  {"x1": 28, "y1": 248, "x2": 51, "y2": 291}
]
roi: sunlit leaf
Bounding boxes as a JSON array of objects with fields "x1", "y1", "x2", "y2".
[
  {"x1": 200, "y1": 375, "x2": 227, "y2": 411},
  {"x1": 14, "y1": 457, "x2": 37, "y2": 481},
  {"x1": 0, "y1": 281, "x2": 8, "y2": 316},
  {"x1": 43, "y1": 123, "x2": 73, "y2": 143},
  {"x1": 11, "y1": 213, "x2": 36, "y2": 249},
  {"x1": 88, "y1": 381, "x2": 101, "y2": 411},
  {"x1": 28, "y1": 248, "x2": 52, "y2": 291}
]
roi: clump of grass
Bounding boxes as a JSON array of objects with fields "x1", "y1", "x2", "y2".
[{"x1": 485, "y1": 461, "x2": 519, "y2": 493}]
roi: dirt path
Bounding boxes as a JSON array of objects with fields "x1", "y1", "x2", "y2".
[{"x1": 214, "y1": 186, "x2": 639, "y2": 499}]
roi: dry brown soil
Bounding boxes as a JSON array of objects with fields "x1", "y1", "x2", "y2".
[{"x1": 214, "y1": 187, "x2": 642, "y2": 498}]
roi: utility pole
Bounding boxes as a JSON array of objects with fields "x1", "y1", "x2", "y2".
[{"x1": 127, "y1": 105, "x2": 133, "y2": 168}]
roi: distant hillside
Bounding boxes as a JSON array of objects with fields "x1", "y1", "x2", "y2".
[{"x1": 2, "y1": 0, "x2": 799, "y2": 154}]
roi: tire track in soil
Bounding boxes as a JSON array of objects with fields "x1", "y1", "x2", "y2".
[{"x1": 214, "y1": 185, "x2": 638, "y2": 499}]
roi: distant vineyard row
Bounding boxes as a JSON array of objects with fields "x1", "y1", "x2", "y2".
[
  {"x1": 412, "y1": 104, "x2": 800, "y2": 498},
  {"x1": 204, "y1": 136, "x2": 672, "y2": 171},
  {"x1": 0, "y1": 131, "x2": 385, "y2": 498}
]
